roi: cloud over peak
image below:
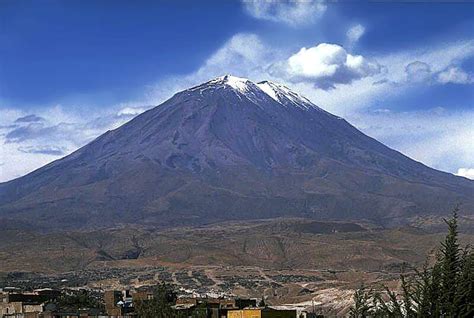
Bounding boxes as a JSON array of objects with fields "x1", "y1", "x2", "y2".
[
  {"x1": 404, "y1": 61, "x2": 473, "y2": 85},
  {"x1": 271, "y1": 43, "x2": 382, "y2": 89},
  {"x1": 437, "y1": 66, "x2": 473, "y2": 84},
  {"x1": 14, "y1": 114, "x2": 45, "y2": 123},
  {"x1": 347, "y1": 24, "x2": 366, "y2": 45},
  {"x1": 405, "y1": 61, "x2": 432, "y2": 83},
  {"x1": 456, "y1": 168, "x2": 474, "y2": 180},
  {"x1": 242, "y1": 0, "x2": 326, "y2": 27},
  {"x1": 18, "y1": 145, "x2": 66, "y2": 156}
]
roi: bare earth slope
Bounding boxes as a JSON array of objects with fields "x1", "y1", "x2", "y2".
[
  {"x1": 0, "y1": 76, "x2": 473, "y2": 230},
  {"x1": 2, "y1": 219, "x2": 474, "y2": 274}
]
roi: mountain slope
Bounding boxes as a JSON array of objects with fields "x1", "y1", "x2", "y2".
[{"x1": 0, "y1": 75, "x2": 472, "y2": 230}]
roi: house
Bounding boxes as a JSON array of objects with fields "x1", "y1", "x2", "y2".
[
  {"x1": 174, "y1": 297, "x2": 257, "y2": 318},
  {"x1": 0, "y1": 289, "x2": 60, "y2": 318},
  {"x1": 104, "y1": 290, "x2": 135, "y2": 317},
  {"x1": 227, "y1": 307, "x2": 304, "y2": 318}
]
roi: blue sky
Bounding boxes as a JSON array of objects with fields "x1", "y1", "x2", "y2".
[{"x1": 1, "y1": 0, "x2": 473, "y2": 181}]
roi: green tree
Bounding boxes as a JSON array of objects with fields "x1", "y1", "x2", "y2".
[
  {"x1": 439, "y1": 208, "x2": 461, "y2": 316},
  {"x1": 133, "y1": 283, "x2": 213, "y2": 318},
  {"x1": 57, "y1": 289, "x2": 103, "y2": 312},
  {"x1": 191, "y1": 303, "x2": 208, "y2": 318},
  {"x1": 453, "y1": 246, "x2": 474, "y2": 317},
  {"x1": 349, "y1": 285, "x2": 375, "y2": 318},
  {"x1": 411, "y1": 262, "x2": 442, "y2": 317},
  {"x1": 134, "y1": 283, "x2": 179, "y2": 318},
  {"x1": 349, "y1": 207, "x2": 473, "y2": 317}
]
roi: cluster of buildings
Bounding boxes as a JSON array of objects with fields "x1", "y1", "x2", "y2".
[
  {"x1": 0, "y1": 288, "x2": 101, "y2": 318},
  {"x1": 1, "y1": 287, "x2": 319, "y2": 318},
  {"x1": 105, "y1": 290, "x2": 317, "y2": 318}
]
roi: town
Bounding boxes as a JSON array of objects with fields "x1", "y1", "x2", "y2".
[
  {"x1": 0, "y1": 264, "x2": 357, "y2": 317},
  {"x1": 0, "y1": 285, "x2": 320, "y2": 318}
]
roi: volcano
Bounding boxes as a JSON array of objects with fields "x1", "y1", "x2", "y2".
[{"x1": 0, "y1": 75, "x2": 472, "y2": 230}]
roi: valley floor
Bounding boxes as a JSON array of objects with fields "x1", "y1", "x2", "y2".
[{"x1": 1, "y1": 218, "x2": 473, "y2": 315}]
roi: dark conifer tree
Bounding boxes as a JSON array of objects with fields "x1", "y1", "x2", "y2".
[
  {"x1": 349, "y1": 207, "x2": 473, "y2": 317},
  {"x1": 453, "y1": 247, "x2": 474, "y2": 317},
  {"x1": 439, "y1": 208, "x2": 461, "y2": 316},
  {"x1": 134, "y1": 283, "x2": 179, "y2": 318}
]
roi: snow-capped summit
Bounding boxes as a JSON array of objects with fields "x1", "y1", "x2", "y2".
[
  {"x1": 210, "y1": 74, "x2": 250, "y2": 91},
  {"x1": 190, "y1": 75, "x2": 254, "y2": 94},
  {"x1": 208, "y1": 75, "x2": 313, "y2": 107},
  {"x1": 256, "y1": 80, "x2": 314, "y2": 109},
  {"x1": 190, "y1": 75, "x2": 320, "y2": 111}
]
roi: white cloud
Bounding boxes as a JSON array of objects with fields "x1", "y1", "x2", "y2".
[
  {"x1": 14, "y1": 114, "x2": 44, "y2": 123},
  {"x1": 456, "y1": 168, "x2": 474, "y2": 180},
  {"x1": 349, "y1": 108, "x2": 474, "y2": 175},
  {"x1": 437, "y1": 66, "x2": 472, "y2": 84},
  {"x1": 148, "y1": 33, "x2": 276, "y2": 101},
  {"x1": 18, "y1": 145, "x2": 66, "y2": 156},
  {"x1": 377, "y1": 40, "x2": 474, "y2": 88},
  {"x1": 194, "y1": 33, "x2": 271, "y2": 79},
  {"x1": 117, "y1": 106, "x2": 149, "y2": 117},
  {"x1": 347, "y1": 24, "x2": 365, "y2": 45},
  {"x1": 405, "y1": 61, "x2": 432, "y2": 83},
  {"x1": 271, "y1": 43, "x2": 382, "y2": 89},
  {"x1": 297, "y1": 39, "x2": 474, "y2": 114},
  {"x1": 0, "y1": 104, "x2": 145, "y2": 182},
  {"x1": 242, "y1": 0, "x2": 326, "y2": 27},
  {"x1": 403, "y1": 62, "x2": 472, "y2": 85},
  {"x1": 149, "y1": 37, "x2": 474, "y2": 115}
]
